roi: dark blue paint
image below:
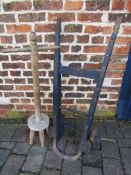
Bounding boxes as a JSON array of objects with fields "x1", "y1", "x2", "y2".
[
  {"x1": 53, "y1": 17, "x2": 123, "y2": 153},
  {"x1": 80, "y1": 18, "x2": 123, "y2": 151},
  {"x1": 53, "y1": 19, "x2": 64, "y2": 139},
  {"x1": 60, "y1": 66, "x2": 99, "y2": 79},
  {"x1": 116, "y1": 47, "x2": 131, "y2": 120}
]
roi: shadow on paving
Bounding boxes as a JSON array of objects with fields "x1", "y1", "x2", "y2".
[{"x1": 0, "y1": 119, "x2": 131, "y2": 175}]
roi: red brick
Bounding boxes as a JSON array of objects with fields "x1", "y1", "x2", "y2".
[
  {"x1": 81, "y1": 79, "x2": 91, "y2": 85},
  {"x1": 11, "y1": 55, "x2": 30, "y2": 61},
  {"x1": 64, "y1": 54, "x2": 87, "y2": 61},
  {"x1": 39, "y1": 79, "x2": 49, "y2": 84},
  {"x1": 5, "y1": 79, "x2": 14, "y2": 84},
  {"x1": 64, "y1": 24, "x2": 82, "y2": 33},
  {"x1": 7, "y1": 24, "x2": 31, "y2": 33},
  {"x1": 112, "y1": 79, "x2": 122, "y2": 85},
  {"x1": 112, "y1": 0, "x2": 125, "y2": 10},
  {"x1": 113, "y1": 46, "x2": 130, "y2": 55},
  {"x1": 3, "y1": 1, "x2": 32, "y2": 11},
  {"x1": 35, "y1": 36, "x2": 41, "y2": 43},
  {"x1": 39, "y1": 54, "x2": 54, "y2": 60},
  {"x1": 65, "y1": 1, "x2": 83, "y2": 10},
  {"x1": 92, "y1": 36, "x2": 104, "y2": 44},
  {"x1": 45, "y1": 34, "x2": 74, "y2": 44},
  {"x1": 16, "y1": 85, "x2": 33, "y2": 91},
  {"x1": 39, "y1": 71, "x2": 46, "y2": 77},
  {"x1": 11, "y1": 98, "x2": 19, "y2": 103},
  {"x1": 108, "y1": 63, "x2": 126, "y2": 70},
  {"x1": 4, "y1": 92, "x2": 24, "y2": 97},
  {"x1": 0, "y1": 25, "x2": 4, "y2": 33},
  {"x1": 27, "y1": 62, "x2": 51, "y2": 69},
  {"x1": 106, "y1": 36, "x2": 131, "y2": 45},
  {"x1": 86, "y1": 0, "x2": 110, "y2": 11},
  {"x1": 0, "y1": 14, "x2": 15, "y2": 23},
  {"x1": 69, "y1": 63, "x2": 81, "y2": 68},
  {"x1": 106, "y1": 72, "x2": 123, "y2": 78},
  {"x1": 26, "y1": 92, "x2": 33, "y2": 97},
  {"x1": 43, "y1": 99, "x2": 52, "y2": 104},
  {"x1": 109, "y1": 13, "x2": 131, "y2": 23},
  {"x1": 109, "y1": 93, "x2": 119, "y2": 99},
  {"x1": 45, "y1": 35, "x2": 55, "y2": 43},
  {"x1": 61, "y1": 45, "x2": 69, "y2": 53},
  {"x1": 0, "y1": 36, "x2": 13, "y2": 44},
  {"x1": 62, "y1": 86, "x2": 74, "y2": 91},
  {"x1": 48, "y1": 13, "x2": 75, "y2": 22},
  {"x1": 0, "y1": 104, "x2": 14, "y2": 109},
  {"x1": 123, "y1": 26, "x2": 131, "y2": 34},
  {"x1": 23, "y1": 71, "x2": 32, "y2": 77},
  {"x1": 111, "y1": 54, "x2": 127, "y2": 62},
  {"x1": 16, "y1": 104, "x2": 34, "y2": 111},
  {"x1": 34, "y1": 0, "x2": 62, "y2": 10},
  {"x1": 62, "y1": 99, "x2": 73, "y2": 104},
  {"x1": 100, "y1": 94, "x2": 108, "y2": 98},
  {"x1": 13, "y1": 78, "x2": 26, "y2": 84},
  {"x1": 10, "y1": 71, "x2": 21, "y2": 76},
  {"x1": 0, "y1": 85, "x2": 13, "y2": 90},
  {"x1": 61, "y1": 35, "x2": 74, "y2": 43},
  {"x1": 71, "y1": 45, "x2": 81, "y2": 52},
  {"x1": 0, "y1": 71, "x2": 8, "y2": 76},
  {"x1": 77, "y1": 86, "x2": 95, "y2": 91},
  {"x1": 40, "y1": 86, "x2": 50, "y2": 91},
  {"x1": 77, "y1": 13, "x2": 102, "y2": 22},
  {"x1": 84, "y1": 46, "x2": 107, "y2": 53},
  {"x1": 83, "y1": 63, "x2": 102, "y2": 69},
  {"x1": 68, "y1": 79, "x2": 78, "y2": 85},
  {"x1": 15, "y1": 34, "x2": 27, "y2": 43},
  {"x1": 126, "y1": 0, "x2": 131, "y2": 11},
  {"x1": 90, "y1": 55, "x2": 103, "y2": 62},
  {"x1": 85, "y1": 26, "x2": 112, "y2": 34},
  {"x1": 0, "y1": 55, "x2": 8, "y2": 61},
  {"x1": 35, "y1": 24, "x2": 56, "y2": 32},
  {"x1": 20, "y1": 99, "x2": 30, "y2": 103},
  {"x1": 18, "y1": 13, "x2": 45, "y2": 22},
  {"x1": 40, "y1": 62, "x2": 51, "y2": 69},
  {"x1": 2, "y1": 63, "x2": 25, "y2": 69},
  {"x1": 65, "y1": 93, "x2": 85, "y2": 98},
  {"x1": 47, "y1": 105, "x2": 53, "y2": 111},
  {"x1": 77, "y1": 35, "x2": 89, "y2": 43}
]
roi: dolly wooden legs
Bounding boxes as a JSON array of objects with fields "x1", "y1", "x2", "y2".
[
  {"x1": 29, "y1": 129, "x2": 45, "y2": 148},
  {"x1": 29, "y1": 130, "x2": 35, "y2": 145},
  {"x1": 39, "y1": 130, "x2": 44, "y2": 147}
]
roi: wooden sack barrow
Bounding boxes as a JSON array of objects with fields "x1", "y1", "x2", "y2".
[{"x1": 1, "y1": 16, "x2": 124, "y2": 160}]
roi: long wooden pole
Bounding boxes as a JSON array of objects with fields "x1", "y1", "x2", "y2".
[
  {"x1": 0, "y1": 45, "x2": 60, "y2": 53},
  {"x1": 29, "y1": 32, "x2": 41, "y2": 122}
]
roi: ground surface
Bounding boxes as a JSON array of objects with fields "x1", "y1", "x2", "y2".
[{"x1": 0, "y1": 120, "x2": 131, "y2": 175}]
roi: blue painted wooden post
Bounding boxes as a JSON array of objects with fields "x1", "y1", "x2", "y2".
[
  {"x1": 53, "y1": 19, "x2": 63, "y2": 139},
  {"x1": 80, "y1": 16, "x2": 123, "y2": 152}
]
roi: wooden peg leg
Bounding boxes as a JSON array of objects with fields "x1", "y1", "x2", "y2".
[
  {"x1": 39, "y1": 130, "x2": 44, "y2": 148},
  {"x1": 29, "y1": 130, "x2": 35, "y2": 145}
]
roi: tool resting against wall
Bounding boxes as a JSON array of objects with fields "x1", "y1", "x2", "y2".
[{"x1": 1, "y1": 15, "x2": 126, "y2": 160}]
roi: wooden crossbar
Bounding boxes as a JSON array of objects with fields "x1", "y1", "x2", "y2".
[
  {"x1": 0, "y1": 45, "x2": 60, "y2": 53},
  {"x1": 60, "y1": 66, "x2": 99, "y2": 79}
]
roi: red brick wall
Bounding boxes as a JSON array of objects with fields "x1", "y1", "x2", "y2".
[{"x1": 0, "y1": 0, "x2": 131, "y2": 116}]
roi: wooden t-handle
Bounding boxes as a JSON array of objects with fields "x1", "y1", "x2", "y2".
[{"x1": 29, "y1": 32, "x2": 41, "y2": 122}]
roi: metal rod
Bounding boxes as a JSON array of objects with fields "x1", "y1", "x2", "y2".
[
  {"x1": 0, "y1": 45, "x2": 60, "y2": 53},
  {"x1": 30, "y1": 32, "x2": 41, "y2": 122},
  {"x1": 61, "y1": 106, "x2": 87, "y2": 116}
]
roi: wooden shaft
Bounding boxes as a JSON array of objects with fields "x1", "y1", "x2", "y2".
[
  {"x1": 29, "y1": 130, "x2": 35, "y2": 145},
  {"x1": 39, "y1": 130, "x2": 44, "y2": 148},
  {"x1": 30, "y1": 32, "x2": 41, "y2": 122},
  {"x1": 0, "y1": 45, "x2": 60, "y2": 53}
]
